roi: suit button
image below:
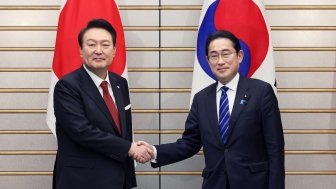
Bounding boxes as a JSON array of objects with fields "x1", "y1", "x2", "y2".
[{"x1": 224, "y1": 148, "x2": 229, "y2": 152}]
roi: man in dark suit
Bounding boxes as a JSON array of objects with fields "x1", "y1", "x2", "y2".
[
  {"x1": 52, "y1": 19, "x2": 153, "y2": 189},
  {"x1": 143, "y1": 30, "x2": 285, "y2": 189}
]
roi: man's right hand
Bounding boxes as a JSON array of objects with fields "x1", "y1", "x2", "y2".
[{"x1": 128, "y1": 141, "x2": 154, "y2": 163}]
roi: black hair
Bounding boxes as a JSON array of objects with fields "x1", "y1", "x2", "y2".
[
  {"x1": 78, "y1": 18, "x2": 116, "y2": 48},
  {"x1": 205, "y1": 30, "x2": 241, "y2": 55}
]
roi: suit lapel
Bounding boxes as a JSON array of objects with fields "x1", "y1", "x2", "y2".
[
  {"x1": 205, "y1": 83, "x2": 224, "y2": 147},
  {"x1": 79, "y1": 67, "x2": 121, "y2": 136},
  {"x1": 226, "y1": 76, "x2": 250, "y2": 144},
  {"x1": 109, "y1": 74, "x2": 127, "y2": 138}
]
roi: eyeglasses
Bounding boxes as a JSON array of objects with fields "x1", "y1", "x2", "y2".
[{"x1": 208, "y1": 51, "x2": 236, "y2": 63}]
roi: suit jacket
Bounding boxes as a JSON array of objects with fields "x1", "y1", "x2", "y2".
[
  {"x1": 53, "y1": 66, "x2": 136, "y2": 189},
  {"x1": 152, "y1": 76, "x2": 285, "y2": 189}
]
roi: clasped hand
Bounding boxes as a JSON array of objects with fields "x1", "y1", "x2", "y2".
[{"x1": 128, "y1": 141, "x2": 154, "y2": 164}]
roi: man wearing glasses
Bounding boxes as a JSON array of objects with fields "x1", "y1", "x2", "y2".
[{"x1": 144, "y1": 30, "x2": 285, "y2": 189}]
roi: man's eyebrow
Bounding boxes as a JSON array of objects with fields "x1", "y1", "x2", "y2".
[
  {"x1": 209, "y1": 49, "x2": 230, "y2": 53},
  {"x1": 221, "y1": 49, "x2": 231, "y2": 52}
]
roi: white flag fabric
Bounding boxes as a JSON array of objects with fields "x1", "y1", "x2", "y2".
[
  {"x1": 190, "y1": 0, "x2": 276, "y2": 105},
  {"x1": 46, "y1": 0, "x2": 128, "y2": 136}
]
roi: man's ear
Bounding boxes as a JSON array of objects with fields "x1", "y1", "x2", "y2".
[{"x1": 79, "y1": 47, "x2": 83, "y2": 58}]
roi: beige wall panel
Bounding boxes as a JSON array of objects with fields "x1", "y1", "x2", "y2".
[
  {"x1": 161, "y1": 0, "x2": 202, "y2": 5},
  {"x1": 125, "y1": 31, "x2": 159, "y2": 47},
  {"x1": 133, "y1": 134, "x2": 159, "y2": 147},
  {"x1": 132, "y1": 113, "x2": 159, "y2": 130},
  {"x1": 281, "y1": 113, "x2": 336, "y2": 129},
  {"x1": 120, "y1": 10, "x2": 159, "y2": 26},
  {"x1": 0, "y1": 72, "x2": 51, "y2": 88},
  {"x1": 161, "y1": 72, "x2": 192, "y2": 88},
  {"x1": 0, "y1": 51, "x2": 53, "y2": 68},
  {"x1": 128, "y1": 72, "x2": 159, "y2": 88},
  {"x1": 278, "y1": 92, "x2": 336, "y2": 109},
  {"x1": 285, "y1": 134, "x2": 336, "y2": 150},
  {"x1": 272, "y1": 31, "x2": 336, "y2": 47},
  {"x1": 135, "y1": 176, "x2": 160, "y2": 189},
  {"x1": 267, "y1": 10, "x2": 336, "y2": 26},
  {"x1": 286, "y1": 155, "x2": 336, "y2": 170},
  {"x1": 161, "y1": 93, "x2": 190, "y2": 109},
  {"x1": 0, "y1": 135, "x2": 56, "y2": 150},
  {"x1": 135, "y1": 160, "x2": 158, "y2": 172},
  {"x1": 0, "y1": 114, "x2": 48, "y2": 130},
  {"x1": 286, "y1": 176, "x2": 336, "y2": 189},
  {"x1": 0, "y1": 176, "x2": 52, "y2": 189},
  {"x1": 160, "y1": 113, "x2": 188, "y2": 130},
  {"x1": 265, "y1": 0, "x2": 336, "y2": 5},
  {"x1": 130, "y1": 93, "x2": 159, "y2": 109},
  {"x1": 161, "y1": 10, "x2": 200, "y2": 26},
  {"x1": 161, "y1": 31, "x2": 197, "y2": 47},
  {"x1": 161, "y1": 175, "x2": 202, "y2": 189},
  {"x1": 274, "y1": 51, "x2": 336, "y2": 67},
  {"x1": 0, "y1": 93, "x2": 47, "y2": 109},
  {"x1": 117, "y1": 0, "x2": 158, "y2": 5},
  {"x1": 0, "y1": 0, "x2": 60, "y2": 5},
  {"x1": 127, "y1": 51, "x2": 159, "y2": 67},
  {"x1": 0, "y1": 31, "x2": 56, "y2": 47},
  {"x1": 0, "y1": 155, "x2": 54, "y2": 171},
  {"x1": 276, "y1": 72, "x2": 336, "y2": 88},
  {"x1": 0, "y1": 10, "x2": 59, "y2": 26},
  {"x1": 161, "y1": 51, "x2": 195, "y2": 67}
]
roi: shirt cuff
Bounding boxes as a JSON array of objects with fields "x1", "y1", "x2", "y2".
[{"x1": 151, "y1": 145, "x2": 158, "y2": 163}]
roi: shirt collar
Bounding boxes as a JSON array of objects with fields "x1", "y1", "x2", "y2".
[
  {"x1": 216, "y1": 73, "x2": 240, "y2": 93},
  {"x1": 83, "y1": 65, "x2": 111, "y2": 88}
]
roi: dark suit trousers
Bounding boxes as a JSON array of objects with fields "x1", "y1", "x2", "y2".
[{"x1": 226, "y1": 176, "x2": 230, "y2": 189}]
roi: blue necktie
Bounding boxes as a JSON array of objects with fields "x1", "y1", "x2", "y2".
[{"x1": 219, "y1": 86, "x2": 230, "y2": 144}]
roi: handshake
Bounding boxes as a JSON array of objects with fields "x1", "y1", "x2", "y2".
[{"x1": 128, "y1": 141, "x2": 154, "y2": 164}]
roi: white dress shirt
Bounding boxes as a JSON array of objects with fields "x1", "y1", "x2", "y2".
[
  {"x1": 216, "y1": 73, "x2": 239, "y2": 120},
  {"x1": 83, "y1": 65, "x2": 117, "y2": 103}
]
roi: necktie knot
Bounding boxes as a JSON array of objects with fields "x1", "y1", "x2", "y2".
[
  {"x1": 221, "y1": 86, "x2": 229, "y2": 93},
  {"x1": 100, "y1": 81, "x2": 109, "y2": 91}
]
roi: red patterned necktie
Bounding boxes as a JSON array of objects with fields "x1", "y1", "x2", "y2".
[{"x1": 100, "y1": 81, "x2": 121, "y2": 133}]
